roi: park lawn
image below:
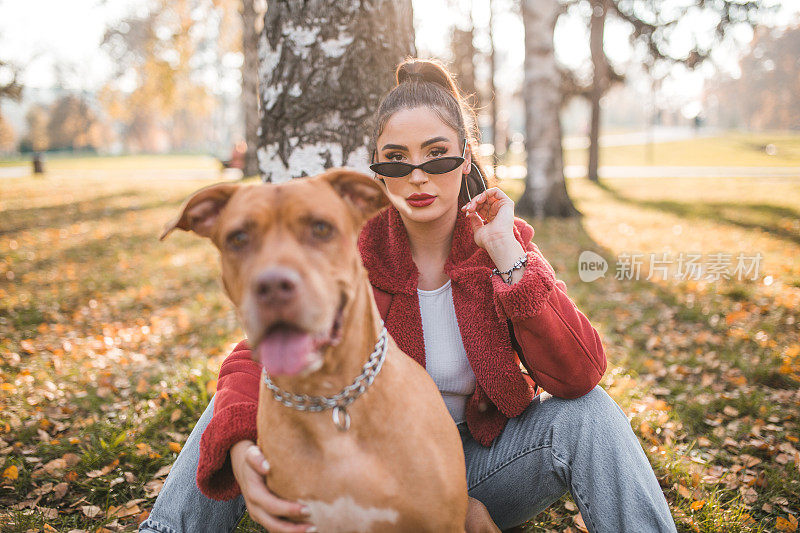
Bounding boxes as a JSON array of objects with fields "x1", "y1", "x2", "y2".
[
  {"x1": 560, "y1": 130, "x2": 800, "y2": 168},
  {"x1": 0, "y1": 154, "x2": 222, "y2": 171},
  {"x1": 0, "y1": 161, "x2": 798, "y2": 532}
]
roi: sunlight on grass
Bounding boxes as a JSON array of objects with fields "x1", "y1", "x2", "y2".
[{"x1": 563, "y1": 131, "x2": 800, "y2": 168}]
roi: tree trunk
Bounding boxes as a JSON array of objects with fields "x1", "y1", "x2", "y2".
[
  {"x1": 257, "y1": 0, "x2": 415, "y2": 183},
  {"x1": 240, "y1": 0, "x2": 263, "y2": 178},
  {"x1": 587, "y1": 0, "x2": 608, "y2": 183},
  {"x1": 517, "y1": 0, "x2": 579, "y2": 219},
  {"x1": 450, "y1": 25, "x2": 478, "y2": 108},
  {"x1": 488, "y1": 0, "x2": 499, "y2": 163}
]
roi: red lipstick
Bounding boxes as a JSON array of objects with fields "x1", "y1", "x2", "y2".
[{"x1": 406, "y1": 193, "x2": 436, "y2": 208}]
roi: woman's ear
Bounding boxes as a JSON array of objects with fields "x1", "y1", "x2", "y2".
[{"x1": 464, "y1": 147, "x2": 472, "y2": 174}]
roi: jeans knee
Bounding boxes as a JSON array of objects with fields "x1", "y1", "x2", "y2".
[{"x1": 555, "y1": 385, "x2": 631, "y2": 436}]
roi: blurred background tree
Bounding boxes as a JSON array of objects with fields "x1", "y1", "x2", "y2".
[
  {"x1": 0, "y1": 59, "x2": 23, "y2": 154},
  {"x1": 706, "y1": 23, "x2": 800, "y2": 131},
  {"x1": 518, "y1": 0, "x2": 579, "y2": 218},
  {"x1": 47, "y1": 95, "x2": 108, "y2": 152},
  {"x1": 565, "y1": 0, "x2": 777, "y2": 182},
  {"x1": 21, "y1": 104, "x2": 49, "y2": 153}
]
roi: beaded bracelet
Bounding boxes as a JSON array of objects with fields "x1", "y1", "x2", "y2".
[{"x1": 492, "y1": 253, "x2": 528, "y2": 284}]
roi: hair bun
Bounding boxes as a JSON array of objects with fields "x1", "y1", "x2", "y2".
[
  {"x1": 396, "y1": 63, "x2": 426, "y2": 84},
  {"x1": 396, "y1": 58, "x2": 459, "y2": 98}
]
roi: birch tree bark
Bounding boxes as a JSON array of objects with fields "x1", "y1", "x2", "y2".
[
  {"x1": 517, "y1": 0, "x2": 579, "y2": 219},
  {"x1": 240, "y1": 0, "x2": 264, "y2": 177},
  {"x1": 256, "y1": 0, "x2": 415, "y2": 182}
]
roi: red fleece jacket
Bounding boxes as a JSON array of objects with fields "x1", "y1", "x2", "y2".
[{"x1": 196, "y1": 205, "x2": 607, "y2": 501}]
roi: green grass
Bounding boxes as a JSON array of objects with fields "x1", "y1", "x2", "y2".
[
  {"x1": 562, "y1": 131, "x2": 800, "y2": 168},
  {"x1": 0, "y1": 155, "x2": 798, "y2": 532}
]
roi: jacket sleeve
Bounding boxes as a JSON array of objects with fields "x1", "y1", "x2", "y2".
[
  {"x1": 491, "y1": 219, "x2": 607, "y2": 399},
  {"x1": 197, "y1": 339, "x2": 261, "y2": 501}
]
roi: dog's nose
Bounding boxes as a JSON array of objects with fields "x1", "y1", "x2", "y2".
[{"x1": 254, "y1": 267, "x2": 301, "y2": 305}]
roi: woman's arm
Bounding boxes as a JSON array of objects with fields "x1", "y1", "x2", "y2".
[
  {"x1": 197, "y1": 340, "x2": 261, "y2": 500},
  {"x1": 489, "y1": 219, "x2": 607, "y2": 399}
]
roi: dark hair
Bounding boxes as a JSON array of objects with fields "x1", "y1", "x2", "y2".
[{"x1": 368, "y1": 57, "x2": 493, "y2": 207}]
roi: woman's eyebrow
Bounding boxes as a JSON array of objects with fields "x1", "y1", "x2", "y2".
[
  {"x1": 421, "y1": 136, "x2": 449, "y2": 148},
  {"x1": 381, "y1": 143, "x2": 407, "y2": 151},
  {"x1": 380, "y1": 136, "x2": 450, "y2": 151}
]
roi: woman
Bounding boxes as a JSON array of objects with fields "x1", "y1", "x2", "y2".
[{"x1": 140, "y1": 58, "x2": 676, "y2": 533}]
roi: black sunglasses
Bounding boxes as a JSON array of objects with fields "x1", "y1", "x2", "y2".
[{"x1": 370, "y1": 139, "x2": 467, "y2": 178}]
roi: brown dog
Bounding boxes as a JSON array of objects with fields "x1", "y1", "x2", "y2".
[{"x1": 161, "y1": 168, "x2": 469, "y2": 532}]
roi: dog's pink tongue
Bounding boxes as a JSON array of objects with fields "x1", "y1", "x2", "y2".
[{"x1": 257, "y1": 329, "x2": 314, "y2": 376}]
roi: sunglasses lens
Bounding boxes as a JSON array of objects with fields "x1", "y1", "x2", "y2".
[
  {"x1": 420, "y1": 157, "x2": 463, "y2": 175},
  {"x1": 370, "y1": 162, "x2": 413, "y2": 178}
]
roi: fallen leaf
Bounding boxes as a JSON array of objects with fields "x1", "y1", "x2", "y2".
[
  {"x1": 723, "y1": 405, "x2": 739, "y2": 417},
  {"x1": 107, "y1": 501, "x2": 141, "y2": 519},
  {"x1": 86, "y1": 458, "x2": 119, "y2": 478},
  {"x1": 153, "y1": 464, "x2": 172, "y2": 479},
  {"x1": 81, "y1": 504, "x2": 102, "y2": 518},
  {"x1": 776, "y1": 515, "x2": 798, "y2": 532},
  {"x1": 52, "y1": 482, "x2": 68, "y2": 500},
  {"x1": 3, "y1": 464, "x2": 18, "y2": 480},
  {"x1": 740, "y1": 486, "x2": 758, "y2": 504},
  {"x1": 144, "y1": 479, "x2": 164, "y2": 498},
  {"x1": 573, "y1": 512, "x2": 589, "y2": 533},
  {"x1": 168, "y1": 442, "x2": 182, "y2": 453},
  {"x1": 39, "y1": 507, "x2": 58, "y2": 520},
  {"x1": 42, "y1": 457, "x2": 67, "y2": 475}
]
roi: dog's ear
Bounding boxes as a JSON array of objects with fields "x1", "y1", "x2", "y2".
[
  {"x1": 160, "y1": 183, "x2": 240, "y2": 241},
  {"x1": 320, "y1": 168, "x2": 389, "y2": 226}
]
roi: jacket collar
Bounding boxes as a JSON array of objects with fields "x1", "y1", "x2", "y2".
[{"x1": 358, "y1": 205, "x2": 494, "y2": 295}]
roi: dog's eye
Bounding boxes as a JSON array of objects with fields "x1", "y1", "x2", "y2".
[
  {"x1": 226, "y1": 230, "x2": 249, "y2": 249},
  {"x1": 310, "y1": 220, "x2": 334, "y2": 240}
]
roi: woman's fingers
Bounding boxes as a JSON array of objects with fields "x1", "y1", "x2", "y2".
[
  {"x1": 462, "y1": 187, "x2": 511, "y2": 217},
  {"x1": 244, "y1": 443, "x2": 270, "y2": 475},
  {"x1": 248, "y1": 477, "x2": 311, "y2": 520},
  {"x1": 249, "y1": 506, "x2": 315, "y2": 533}
]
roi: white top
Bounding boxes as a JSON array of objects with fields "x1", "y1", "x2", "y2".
[{"x1": 417, "y1": 279, "x2": 477, "y2": 424}]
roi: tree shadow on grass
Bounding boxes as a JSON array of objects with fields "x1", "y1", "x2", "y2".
[
  {"x1": 595, "y1": 180, "x2": 800, "y2": 246},
  {"x1": 0, "y1": 191, "x2": 174, "y2": 236}
]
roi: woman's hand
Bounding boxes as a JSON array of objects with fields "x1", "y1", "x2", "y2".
[
  {"x1": 230, "y1": 440, "x2": 317, "y2": 533},
  {"x1": 460, "y1": 187, "x2": 517, "y2": 253},
  {"x1": 465, "y1": 496, "x2": 502, "y2": 532}
]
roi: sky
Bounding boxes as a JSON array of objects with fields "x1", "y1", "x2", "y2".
[{"x1": 1, "y1": 0, "x2": 799, "y2": 110}]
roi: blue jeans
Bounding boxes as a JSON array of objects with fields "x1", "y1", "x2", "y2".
[{"x1": 140, "y1": 385, "x2": 677, "y2": 532}]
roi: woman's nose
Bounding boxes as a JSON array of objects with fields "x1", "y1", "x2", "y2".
[{"x1": 408, "y1": 167, "x2": 429, "y2": 184}]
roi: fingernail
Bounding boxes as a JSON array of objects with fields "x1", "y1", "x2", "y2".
[
  {"x1": 301, "y1": 505, "x2": 312, "y2": 516},
  {"x1": 306, "y1": 525, "x2": 317, "y2": 532},
  {"x1": 262, "y1": 459, "x2": 270, "y2": 471}
]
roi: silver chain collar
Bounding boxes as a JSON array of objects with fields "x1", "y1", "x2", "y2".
[{"x1": 261, "y1": 322, "x2": 388, "y2": 431}]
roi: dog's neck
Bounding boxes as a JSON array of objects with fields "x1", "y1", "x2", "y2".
[{"x1": 266, "y1": 268, "x2": 385, "y2": 399}]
